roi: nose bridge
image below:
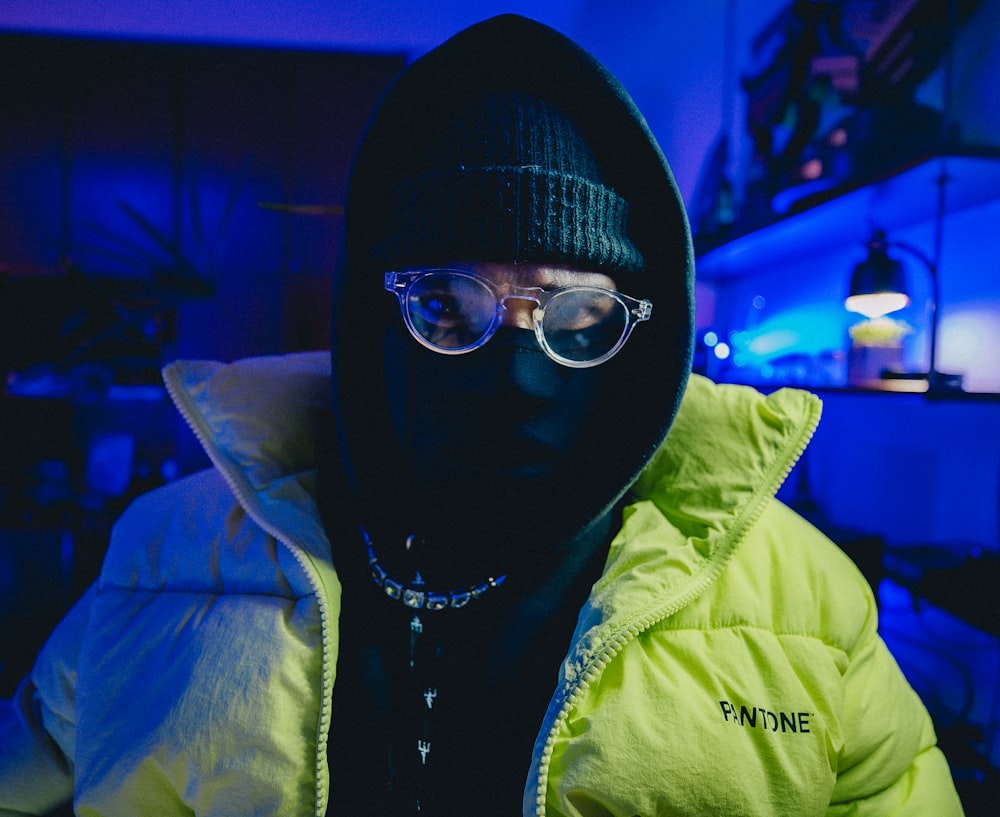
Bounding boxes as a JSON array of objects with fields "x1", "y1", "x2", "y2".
[{"x1": 498, "y1": 290, "x2": 540, "y2": 330}]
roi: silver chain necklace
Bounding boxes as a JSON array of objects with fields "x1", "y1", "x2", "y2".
[{"x1": 361, "y1": 525, "x2": 506, "y2": 610}]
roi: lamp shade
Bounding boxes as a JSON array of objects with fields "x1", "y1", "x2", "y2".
[{"x1": 845, "y1": 232, "x2": 910, "y2": 319}]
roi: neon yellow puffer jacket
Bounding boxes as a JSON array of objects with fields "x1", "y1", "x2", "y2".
[{"x1": 0, "y1": 352, "x2": 963, "y2": 816}]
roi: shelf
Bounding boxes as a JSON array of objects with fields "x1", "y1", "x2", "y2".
[{"x1": 696, "y1": 152, "x2": 1000, "y2": 280}]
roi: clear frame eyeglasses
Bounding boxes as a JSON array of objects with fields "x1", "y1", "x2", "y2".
[{"x1": 385, "y1": 268, "x2": 652, "y2": 368}]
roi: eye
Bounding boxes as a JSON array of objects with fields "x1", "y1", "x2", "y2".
[
  {"x1": 404, "y1": 273, "x2": 499, "y2": 349},
  {"x1": 413, "y1": 290, "x2": 462, "y2": 326}
]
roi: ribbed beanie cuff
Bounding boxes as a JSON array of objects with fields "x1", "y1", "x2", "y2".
[
  {"x1": 379, "y1": 166, "x2": 641, "y2": 272},
  {"x1": 373, "y1": 90, "x2": 645, "y2": 274}
]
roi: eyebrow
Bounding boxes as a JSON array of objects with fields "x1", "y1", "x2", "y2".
[
  {"x1": 523, "y1": 269, "x2": 617, "y2": 289},
  {"x1": 487, "y1": 265, "x2": 617, "y2": 289}
]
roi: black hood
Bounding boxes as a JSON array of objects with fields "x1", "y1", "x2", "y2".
[{"x1": 329, "y1": 14, "x2": 694, "y2": 579}]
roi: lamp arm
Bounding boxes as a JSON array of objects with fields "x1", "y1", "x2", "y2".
[
  {"x1": 888, "y1": 240, "x2": 936, "y2": 278},
  {"x1": 887, "y1": 239, "x2": 941, "y2": 379}
]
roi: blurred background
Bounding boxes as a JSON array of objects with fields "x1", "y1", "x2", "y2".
[{"x1": 1, "y1": 1, "x2": 997, "y2": 812}]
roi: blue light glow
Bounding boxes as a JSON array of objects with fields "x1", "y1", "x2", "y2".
[{"x1": 727, "y1": 305, "x2": 851, "y2": 365}]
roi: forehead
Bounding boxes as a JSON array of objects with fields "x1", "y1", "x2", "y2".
[{"x1": 455, "y1": 262, "x2": 617, "y2": 290}]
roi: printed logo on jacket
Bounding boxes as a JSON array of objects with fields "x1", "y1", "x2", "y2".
[{"x1": 719, "y1": 700, "x2": 814, "y2": 734}]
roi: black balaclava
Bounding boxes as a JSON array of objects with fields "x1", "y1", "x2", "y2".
[{"x1": 329, "y1": 14, "x2": 694, "y2": 584}]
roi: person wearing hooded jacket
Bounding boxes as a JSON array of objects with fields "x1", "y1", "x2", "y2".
[{"x1": 0, "y1": 14, "x2": 965, "y2": 817}]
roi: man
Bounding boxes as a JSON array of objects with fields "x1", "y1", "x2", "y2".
[{"x1": 0, "y1": 14, "x2": 964, "y2": 816}]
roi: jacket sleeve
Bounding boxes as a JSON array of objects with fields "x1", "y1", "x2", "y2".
[
  {"x1": 828, "y1": 601, "x2": 965, "y2": 816},
  {"x1": 0, "y1": 584, "x2": 94, "y2": 814}
]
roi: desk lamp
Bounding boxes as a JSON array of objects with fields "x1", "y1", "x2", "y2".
[{"x1": 846, "y1": 227, "x2": 962, "y2": 391}]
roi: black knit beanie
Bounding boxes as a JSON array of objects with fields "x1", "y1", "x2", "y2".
[{"x1": 373, "y1": 89, "x2": 645, "y2": 275}]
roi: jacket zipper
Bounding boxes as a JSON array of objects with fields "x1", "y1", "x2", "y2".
[
  {"x1": 163, "y1": 371, "x2": 335, "y2": 817},
  {"x1": 530, "y1": 394, "x2": 821, "y2": 817}
]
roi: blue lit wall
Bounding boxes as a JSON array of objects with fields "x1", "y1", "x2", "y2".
[{"x1": 699, "y1": 203, "x2": 1000, "y2": 395}]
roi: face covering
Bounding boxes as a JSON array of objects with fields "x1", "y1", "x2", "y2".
[{"x1": 379, "y1": 315, "x2": 611, "y2": 563}]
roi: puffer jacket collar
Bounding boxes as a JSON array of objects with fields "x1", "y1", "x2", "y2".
[
  {"x1": 574, "y1": 372, "x2": 821, "y2": 669},
  {"x1": 534, "y1": 368, "x2": 821, "y2": 684},
  {"x1": 162, "y1": 351, "x2": 333, "y2": 567}
]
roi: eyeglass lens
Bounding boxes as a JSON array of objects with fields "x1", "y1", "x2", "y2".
[
  {"x1": 542, "y1": 288, "x2": 627, "y2": 363},
  {"x1": 404, "y1": 272, "x2": 629, "y2": 362},
  {"x1": 406, "y1": 273, "x2": 497, "y2": 349}
]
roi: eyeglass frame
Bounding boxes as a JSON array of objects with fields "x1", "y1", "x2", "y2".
[{"x1": 384, "y1": 268, "x2": 653, "y2": 368}]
